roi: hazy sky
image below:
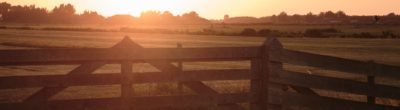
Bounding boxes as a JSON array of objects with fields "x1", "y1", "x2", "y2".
[{"x1": 2, "y1": 0, "x2": 400, "y2": 19}]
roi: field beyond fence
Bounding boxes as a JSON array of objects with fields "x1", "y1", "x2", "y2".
[{"x1": 0, "y1": 36, "x2": 399, "y2": 110}]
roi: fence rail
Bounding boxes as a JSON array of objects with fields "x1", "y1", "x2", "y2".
[
  {"x1": 281, "y1": 49, "x2": 400, "y2": 79},
  {"x1": 0, "y1": 69, "x2": 251, "y2": 89},
  {"x1": 0, "y1": 36, "x2": 399, "y2": 110},
  {"x1": 0, "y1": 47, "x2": 260, "y2": 66}
]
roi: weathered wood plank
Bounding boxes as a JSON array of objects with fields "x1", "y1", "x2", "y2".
[
  {"x1": 0, "y1": 93, "x2": 249, "y2": 110},
  {"x1": 262, "y1": 37, "x2": 284, "y2": 110},
  {"x1": 290, "y1": 86, "x2": 318, "y2": 95},
  {"x1": 250, "y1": 59, "x2": 262, "y2": 110},
  {"x1": 268, "y1": 89, "x2": 399, "y2": 110},
  {"x1": 121, "y1": 62, "x2": 133, "y2": 98},
  {"x1": 177, "y1": 43, "x2": 184, "y2": 94},
  {"x1": 0, "y1": 47, "x2": 260, "y2": 66},
  {"x1": 23, "y1": 37, "x2": 138, "y2": 102},
  {"x1": 146, "y1": 61, "x2": 247, "y2": 110},
  {"x1": 0, "y1": 69, "x2": 251, "y2": 89},
  {"x1": 121, "y1": 62, "x2": 133, "y2": 110},
  {"x1": 24, "y1": 62, "x2": 105, "y2": 102},
  {"x1": 377, "y1": 63, "x2": 400, "y2": 79},
  {"x1": 119, "y1": 38, "x2": 247, "y2": 110},
  {"x1": 21, "y1": 38, "x2": 140, "y2": 102},
  {"x1": 270, "y1": 70, "x2": 400, "y2": 100},
  {"x1": 367, "y1": 60, "x2": 376, "y2": 104},
  {"x1": 281, "y1": 49, "x2": 400, "y2": 79}
]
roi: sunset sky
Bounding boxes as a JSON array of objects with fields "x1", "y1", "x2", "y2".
[{"x1": 2, "y1": 0, "x2": 400, "y2": 19}]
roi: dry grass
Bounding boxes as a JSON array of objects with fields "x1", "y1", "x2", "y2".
[{"x1": 0, "y1": 29, "x2": 400, "y2": 108}]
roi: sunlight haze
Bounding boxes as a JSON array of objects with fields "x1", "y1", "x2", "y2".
[{"x1": 2, "y1": 0, "x2": 400, "y2": 19}]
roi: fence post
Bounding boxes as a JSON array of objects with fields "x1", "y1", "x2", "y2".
[
  {"x1": 177, "y1": 43, "x2": 184, "y2": 94},
  {"x1": 121, "y1": 62, "x2": 133, "y2": 110},
  {"x1": 250, "y1": 37, "x2": 283, "y2": 110},
  {"x1": 367, "y1": 60, "x2": 376, "y2": 104}
]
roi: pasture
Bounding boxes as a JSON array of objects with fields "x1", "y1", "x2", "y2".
[
  {"x1": 0, "y1": 29, "x2": 400, "y2": 107},
  {"x1": 2, "y1": 24, "x2": 400, "y2": 37}
]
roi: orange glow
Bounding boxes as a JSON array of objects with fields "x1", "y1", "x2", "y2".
[{"x1": 3, "y1": 0, "x2": 400, "y2": 19}]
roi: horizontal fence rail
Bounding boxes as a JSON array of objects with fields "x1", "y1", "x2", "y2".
[
  {"x1": 0, "y1": 47, "x2": 261, "y2": 66},
  {"x1": 280, "y1": 49, "x2": 400, "y2": 79},
  {"x1": 268, "y1": 89, "x2": 399, "y2": 110},
  {"x1": 270, "y1": 70, "x2": 400, "y2": 99},
  {"x1": 0, "y1": 93, "x2": 250, "y2": 110},
  {"x1": 0, "y1": 69, "x2": 251, "y2": 89}
]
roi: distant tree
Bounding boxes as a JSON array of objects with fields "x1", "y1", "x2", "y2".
[
  {"x1": 51, "y1": 4, "x2": 75, "y2": 16},
  {"x1": 181, "y1": 11, "x2": 209, "y2": 24},
  {"x1": 387, "y1": 12, "x2": 396, "y2": 17},
  {"x1": 292, "y1": 14, "x2": 302, "y2": 23},
  {"x1": 224, "y1": 14, "x2": 229, "y2": 21},
  {"x1": 0, "y1": 2, "x2": 11, "y2": 20},
  {"x1": 105, "y1": 14, "x2": 137, "y2": 25},
  {"x1": 50, "y1": 4, "x2": 77, "y2": 23},
  {"x1": 223, "y1": 16, "x2": 259, "y2": 24},
  {"x1": 182, "y1": 11, "x2": 200, "y2": 19},
  {"x1": 78, "y1": 10, "x2": 105, "y2": 24},
  {"x1": 277, "y1": 12, "x2": 288, "y2": 23},
  {"x1": 318, "y1": 12, "x2": 325, "y2": 17},
  {"x1": 140, "y1": 10, "x2": 162, "y2": 24},
  {"x1": 270, "y1": 14, "x2": 277, "y2": 23},
  {"x1": 336, "y1": 11, "x2": 347, "y2": 18},
  {"x1": 2, "y1": 5, "x2": 48, "y2": 23},
  {"x1": 161, "y1": 11, "x2": 176, "y2": 24},
  {"x1": 161, "y1": 11, "x2": 174, "y2": 18},
  {"x1": 140, "y1": 10, "x2": 161, "y2": 19},
  {"x1": 374, "y1": 15, "x2": 380, "y2": 24},
  {"x1": 305, "y1": 12, "x2": 317, "y2": 23},
  {"x1": 323, "y1": 11, "x2": 336, "y2": 18}
]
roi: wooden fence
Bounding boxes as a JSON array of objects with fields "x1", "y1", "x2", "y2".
[{"x1": 0, "y1": 37, "x2": 399, "y2": 110}]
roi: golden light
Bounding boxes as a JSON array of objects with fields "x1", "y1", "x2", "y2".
[
  {"x1": 4, "y1": 0, "x2": 400, "y2": 19},
  {"x1": 81, "y1": 0, "x2": 198, "y2": 17}
]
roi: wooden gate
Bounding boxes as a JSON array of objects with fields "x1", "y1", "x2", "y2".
[{"x1": 0, "y1": 37, "x2": 399, "y2": 110}]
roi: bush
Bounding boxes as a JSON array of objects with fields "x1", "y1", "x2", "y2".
[
  {"x1": 304, "y1": 28, "x2": 339, "y2": 37},
  {"x1": 120, "y1": 27, "x2": 176, "y2": 34},
  {"x1": 43, "y1": 27, "x2": 105, "y2": 32},
  {"x1": 304, "y1": 29, "x2": 323, "y2": 37},
  {"x1": 382, "y1": 31, "x2": 396, "y2": 38},
  {"x1": 258, "y1": 29, "x2": 271, "y2": 36},
  {"x1": 321, "y1": 28, "x2": 339, "y2": 33},
  {"x1": 360, "y1": 32, "x2": 374, "y2": 38},
  {"x1": 14, "y1": 26, "x2": 34, "y2": 30},
  {"x1": 202, "y1": 28, "x2": 216, "y2": 34},
  {"x1": 240, "y1": 28, "x2": 257, "y2": 36}
]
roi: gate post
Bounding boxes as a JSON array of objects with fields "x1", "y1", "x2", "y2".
[
  {"x1": 121, "y1": 62, "x2": 133, "y2": 110},
  {"x1": 367, "y1": 60, "x2": 376, "y2": 104},
  {"x1": 250, "y1": 37, "x2": 283, "y2": 110},
  {"x1": 177, "y1": 43, "x2": 184, "y2": 94}
]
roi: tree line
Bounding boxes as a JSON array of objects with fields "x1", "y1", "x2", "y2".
[
  {"x1": 221, "y1": 11, "x2": 400, "y2": 25},
  {"x1": 1, "y1": 2, "x2": 399, "y2": 25},
  {"x1": 0, "y1": 2, "x2": 209, "y2": 25}
]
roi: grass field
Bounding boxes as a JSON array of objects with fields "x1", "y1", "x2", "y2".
[
  {"x1": 2, "y1": 23, "x2": 400, "y2": 37},
  {"x1": 0, "y1": 29, "x2": 399, "y2": 107}
]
